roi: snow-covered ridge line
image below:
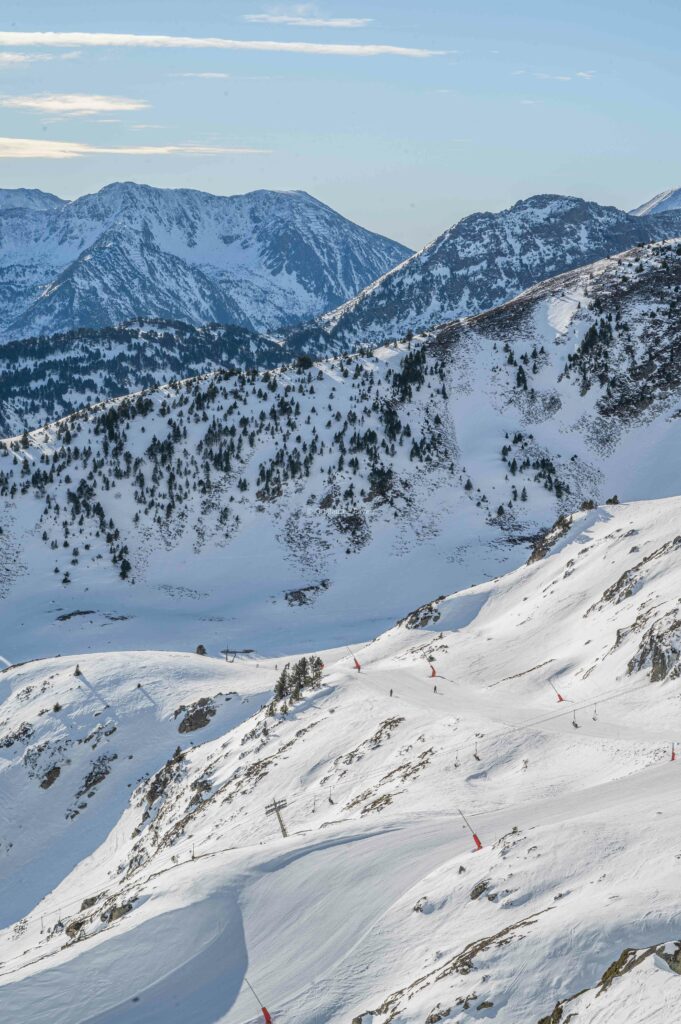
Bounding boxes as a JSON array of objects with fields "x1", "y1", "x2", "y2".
[{"x1": 290, "y1": 192, "x2": 681, "y2": 348}]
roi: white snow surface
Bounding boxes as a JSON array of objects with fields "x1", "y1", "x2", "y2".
[{"x1": 1, "y1": 496, "x2": 681, "y2": 1022}]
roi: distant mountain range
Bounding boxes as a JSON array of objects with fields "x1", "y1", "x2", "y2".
[
  {"x1": 291, "y1": 193, "x2": 681, "y2": 349},
  {"x1": 0, "y1": 182, "x2": 411, "y2": 341},
  {"x1": 4, "y1": 184, "x2": 681, "y2": 430}
]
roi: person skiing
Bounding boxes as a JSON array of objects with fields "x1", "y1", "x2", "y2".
[
  {"x1": 433, "y1": 684, "x2": 437, "y2": 693},
  {"x1": 390, "y1": 688, "x2": 393, "y2": 697}
]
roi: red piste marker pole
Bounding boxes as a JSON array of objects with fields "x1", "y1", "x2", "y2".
[
  {"x1": 347, "y1": 647, "x2": 361, "y2": 672},
  {"x1": 549, "y1": 681, "x2": 565, "y2": 703},
  {"x1": 458, "y1": 807, "x2": 483, "y2": 851},
  {"x1": 245, "y1": 977, "x2": 272, "y2": 1023},
  {"x1": 672, "y1": 743, "x2": 676, "y2": 762}
]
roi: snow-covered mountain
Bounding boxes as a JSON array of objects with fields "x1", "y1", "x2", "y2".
[
  {"x1": 1, "y1": 237, "x2": 681, "y2": 665},
  {"x1": 1, "y1": 494, "x2": 680, "y2": 1022},
  {"x1": 0, "y1": 182, "x2": 411, "y2": 341},
  {"x1": 630, "y1": 186, "x2": 681, "y2": 217},
  {"x1": 0, "y1": 188, "x2": 65, "y2": 214},
  {"x1": 291, "y1": 194, "x2": 681, "y2": 348}
]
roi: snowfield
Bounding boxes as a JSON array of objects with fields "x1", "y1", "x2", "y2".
[{"x1": 1, "y1": 495, "x2": 681, "y2": 1022}]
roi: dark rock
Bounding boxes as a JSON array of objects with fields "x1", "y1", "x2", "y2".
[{"x1": 40, "y1": 765, "x2": 61, "y2": 789}]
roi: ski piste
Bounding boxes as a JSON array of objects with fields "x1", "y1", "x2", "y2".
[{"x1": 1, "y1": 495, "x2": 681, "y2": 1022}]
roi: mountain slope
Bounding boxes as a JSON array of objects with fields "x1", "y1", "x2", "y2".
[
  {"x1": 0, "y1": 319, "x2": 290, "y2": 435},
  {"x1": 630, "y1": 186, "x2": 681, "y2": 217},
  {"x1": 292, "y1": 194, "x2": 681, "y2": 347},
  {"x1": 0, "y1": 183, "x2": 411, "y2": 340},
  {"x1": 1, "y1": 495, "x2": 681, "y2": 1022},
  {"x1": 1, "y1": 237, "x2": 681, "y2": 664}
]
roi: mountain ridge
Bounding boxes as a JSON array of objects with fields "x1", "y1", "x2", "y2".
[
  {"x1": 289, "y1": 193, "x2": 681, "y2": 349},
  {"x1": 0, "y1": 182, "x2": 411, "y2": 341}
]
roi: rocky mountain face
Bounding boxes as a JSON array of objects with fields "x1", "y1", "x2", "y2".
[
  {"x1": 1, "y1": 239, "x2": 681, "y2": 662},
  {"x1": 0, "y1": 182, "x2": 411, "y2": 341},
  {"x1": 291, "y1": 194, "x2": 681, "y2": 348}
]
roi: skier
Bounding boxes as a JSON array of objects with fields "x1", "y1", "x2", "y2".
[
  {"x1": 433, "y1": 684, "x2": 437, "y2": 694},
  {"x1": 390, "y1": 688, "x2": 393, "y2": 697}
]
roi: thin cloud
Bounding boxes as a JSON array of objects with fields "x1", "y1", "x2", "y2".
[
  {"x1": 513, "y1": 69, "x2": 595, "y2": 82},
  {"x1": 0, "y1": 31, "x2": 444, "y2": 58},
  {"x1": 0, "y1": 50, "x2": 80, "y2": 66},
  {"x1": 176, "y1": 72, "x2": 231, "y2": 79},
  {"x1": 0, "y1": 137, "x2": 270, "y2": 159},
  {"x1": 0, "y1": 93, "x2": 150, "y2": 116},
  {"x1": 0, "y1": 52, "x2": 51, "y2": 66},
  {"x1": 244, "y1": 14, "x2": 372, "y2": 27}
]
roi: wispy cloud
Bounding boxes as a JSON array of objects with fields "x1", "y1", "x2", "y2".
[
  {"x1": 0, "y1": 51, "x2": 51, "y2": 66},
  {"x1": 0, "y1": 31, "x2": 443, "y2": 58},
  {"x1": 513, "y1": 69, "x2": 596, "y2": 82},
  {"x1": 0, "y1": 50, "x2": 80, "y2": 67},
  {"x1": 0, "y1": 137, "x2": 270, "y2": 159},
  {"x1": 244, "y1": 14, "x2": 372, "y2": 27},
  {"x1": 0, "y1": 93, "x2": 150, "y2": 116},
  {"x1": 176, "y1": 72, "x2": 231, "y2": 79}
]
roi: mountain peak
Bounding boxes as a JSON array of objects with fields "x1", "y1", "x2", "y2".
[
  {"x1": 303, "y1": 192, "x2": 681, "y2": 347},
  {"x1": 630, "y1": 186, "x2": 681, "y2": 217},
  {"x1": 0, "y1": 182, "x2": 411, "y2": 340},
  {"x1": 0, "y1": 187, "x2": 64, "y2": 213}
]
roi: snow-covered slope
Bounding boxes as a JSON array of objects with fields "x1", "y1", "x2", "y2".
[
  {"x1": 292, "y1": 194, "x2": 681, "y2": 347},
  {"x1": 630, "y1": 186, "x2": 681, "y2": 217},
  {"x1": 0, "y1": 183, "x2": 411, "y2": 341},
  {"x1": 1, "y1": 495, "x2": 680, "y2": 1022},
  {"x1": 2, "y1": 237, "x2": 681, "y2": 664}
]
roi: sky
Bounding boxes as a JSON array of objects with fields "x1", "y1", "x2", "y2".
[{"x1": 0, "y1": 0, "x2": 679, "y2": 248}]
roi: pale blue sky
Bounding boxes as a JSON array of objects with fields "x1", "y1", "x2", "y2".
[{"x1": 0, "y1": 0, "x2": 679, "y2": 247}]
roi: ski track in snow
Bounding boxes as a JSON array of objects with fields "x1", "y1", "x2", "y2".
[{"x1": 1, "y1": 497, "x2": 681, "y2": 1022}]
